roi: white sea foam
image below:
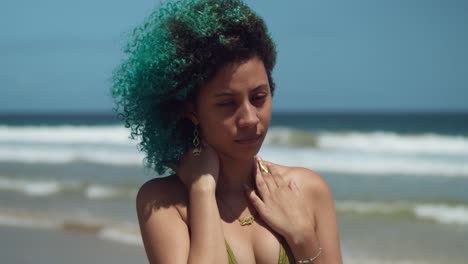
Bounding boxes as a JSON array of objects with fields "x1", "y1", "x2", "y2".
[
  {"x1": 336, "y1": 200, "x2": 468, "y2": 225},
  {"x1": 98, "y1": 227, "x2": 142, "y2": 245},
  {"x1": 0, "y1": 177, "x2": 65, "y2": 196},
  {"x1": 1, "y1": 125, "x2": 467, "y2": 177},
  {"x1": 0, "y1": 207, "x2": 142, "y2": 246},
  {"x1": 264, "y1": 127, "x2": 319, "y2": 147},
  {"x1": 84, "y1": 184, "x2": 137, "y2": 200},
  {"x1": 23, "y1": 181, "x2": 62, "y2": 196},
  {"x1": 2, "y1": 125, "x2": 467, "y2": 155},
  {"x1": 85, "y1": 185, "x2": 118, "y2": 199},
  {"x1": 317, "y1": 131, "x2": 468, "y2": 156},
  {"x1": 0, "y1": 177, "x2": 136, "y2": 199},
  {"x1": 0, "y1": 145, "x2": 144, "y2": 165},
  {"x1": 0, "y1": 208, "x2": 100, "y2": 231},
  {"x1": 0, "y1": 125, "x2": 134, "y2": 145},
  {"x1": 0, "y1": 211, "x2": 59, "y2": 230},
  {"x1": 415, "y1": 204, "x2": 468, "y2": 225},
  {"x1": 1, "y1": 144, "x2": 467, "y2": 177},
  {"x1": 336, "y1": 200, "x2": 412, "y2": 214},
  {"x1": 259, "y1": 147, "x2": 468, "y2": 177},
  {"x1": 84, "y1": 184, "x2": 137, "y2": 199},
  {"x1": 266, "y1": 128, "x2": 468, "y2": 156}
]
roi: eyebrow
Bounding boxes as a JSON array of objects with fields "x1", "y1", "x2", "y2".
[{"x1": 213, "y1": 84, "x2": 269, "y2": 97}]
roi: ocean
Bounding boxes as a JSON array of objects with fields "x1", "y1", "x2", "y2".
[{"x1": 1, "y1": 112, "x2": 467, "y2": 264}]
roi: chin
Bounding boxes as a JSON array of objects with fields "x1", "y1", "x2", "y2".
[
  {"x1": 233, "y1": 142, "x2": 265, "y2": 160},
  {"x1": 213, "y1": 133, "x2": 266, "y2": 161},
  {"x1": 213, "y1": 143, "x2": 260, "y2": 162}
]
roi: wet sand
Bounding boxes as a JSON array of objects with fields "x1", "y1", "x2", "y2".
[
  {"x1": 0, "y1": 226, "x2": 147, "y2": 264},
  {"x1": 2, "y1": 213, "x2": 468, "y2": 264}
]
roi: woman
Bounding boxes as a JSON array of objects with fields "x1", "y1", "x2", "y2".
[{"x1": 112, "y1": 0, "x2": 342, "y2": 263}]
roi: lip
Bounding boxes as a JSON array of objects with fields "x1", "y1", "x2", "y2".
[{"x1": 235, "y1": 135, "x2": 262, "y2": 145}]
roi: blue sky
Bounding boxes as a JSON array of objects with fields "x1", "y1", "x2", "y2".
[{"x1": 1, "y1": 0, "x2": 467, "y2": 113}]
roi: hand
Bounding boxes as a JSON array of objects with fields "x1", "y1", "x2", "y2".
[
  {"x1": 244, "y1": 157, "x2": 316, "y2": 242},
  {"x1": 172, "y1": 141, "x2": 220, "y2": 192}
]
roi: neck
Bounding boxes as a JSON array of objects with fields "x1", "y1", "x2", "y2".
[
  {"x1": 216, "y1": 155, "x2": 256, "y2": 198},
  {"x1": 215, "y1": 155, "x2": 258, "y2": 223}
]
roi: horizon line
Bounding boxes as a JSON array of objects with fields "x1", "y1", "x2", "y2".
[{"x1": 0, "y1": 109, "x2": 468, "y2": 116}]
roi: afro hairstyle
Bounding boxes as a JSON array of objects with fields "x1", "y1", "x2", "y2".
[{"x1": 111, "y1": 0, "x2": 277, "y2": 174}]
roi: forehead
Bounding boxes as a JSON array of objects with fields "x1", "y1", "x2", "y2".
[{"x1": 200, "y1": 56, "x2": 269, "y2": 95}]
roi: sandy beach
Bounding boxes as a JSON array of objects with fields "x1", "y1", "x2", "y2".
[
  {"x1": 0, "y1": 226, "x2": 147, "y2": 264},
  {"x1": 2, "y1": 211, "x2": 467, "y2": 264}
]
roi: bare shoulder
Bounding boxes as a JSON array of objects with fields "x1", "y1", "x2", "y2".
[
  {"x1": 136, "y1": 175, "x2": 188, "y2": 224},
  {"x1": 270, "y1": 162, "x2": 333, "y2": 201},
  {"x1": 136, "y1": 175, "x2": 191, "y2": 263},
  {"x1": 269, "y1": 162, "x2": 343, "y2": 262}
]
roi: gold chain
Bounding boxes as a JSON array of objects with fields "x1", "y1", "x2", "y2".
[{"x1": 217, "y1": 195, "x2": 256, "y2": 226}]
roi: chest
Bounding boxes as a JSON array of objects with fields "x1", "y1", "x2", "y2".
[
  {"x1": 222, "y1": 218, "x2": 285, "y2": 264},
  {"x1": 177, "y1": 200, "x2": 290, "y2": 264}
]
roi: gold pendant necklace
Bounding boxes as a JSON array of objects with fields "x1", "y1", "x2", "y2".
[
  {"x1": 217, "y1": 195, "x2": 256, "y2": 226},
  {"x1": 238, "y1": 215, "x2": 255, "y2": 226}
]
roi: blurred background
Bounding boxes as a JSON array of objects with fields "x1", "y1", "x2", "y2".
[{"x1": 1, "y1": 0, "x2": 467, "y2": 263}]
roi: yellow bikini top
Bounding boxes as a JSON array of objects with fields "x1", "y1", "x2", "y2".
[{"x1": 225, "y1": 236, "x2": 295, "y2": 264}]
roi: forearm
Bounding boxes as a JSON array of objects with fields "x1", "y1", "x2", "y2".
[
  {"x1": 286, "y1": 228, "x2": 323, "y2": 264},
  {"x1": 187, "y1": 182, "x2": 228, "y2": 264}
]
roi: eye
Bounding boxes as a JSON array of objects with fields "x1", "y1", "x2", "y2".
[
  {"x1": 252, "y1": 94, "x2": 267, "y2": 103},
  {"x1": 216, "y1": 101, "x2": 234, "y2": 106}
]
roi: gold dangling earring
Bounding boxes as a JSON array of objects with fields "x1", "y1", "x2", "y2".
[{"x1": 192, "y1": 125, "x2": 201, "y2": 156}]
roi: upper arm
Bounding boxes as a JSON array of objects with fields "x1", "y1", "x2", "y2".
[
  {"x1": 295, "y1": 168, "x2": 343, "y2": 263},
  {"x1": 136, "y1": 178, "x2": 190, "y2": 264}
]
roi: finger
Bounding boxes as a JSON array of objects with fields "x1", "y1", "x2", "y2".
[
  {"x1": 257, "y1": 156, "x2": 270, "y2": 174},
  {"x1": 254, "y1": 159, "x2": 269, "y2": 199},
  {"x1": 266, "y1": 162, "x2": 287, "y2": 188},
  {"x1": 288, "y1": 179, "x2": 303, "y2": 198},
  {"x1": 166, "y1": 162, "x2": 178, "y2": 173},
  {"x1": 243, "y1": 184, "x2": 265, "y2": 215},
  {"x1": 200, "y1": 138, "x2": 208, "y2": 148},
  {"x1": 256, "y1": 157, "x2": 277, "y2": 191}
]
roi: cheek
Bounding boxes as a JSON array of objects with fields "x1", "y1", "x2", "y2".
[
  {"x1": 199, "y1": 116, "x2": 233, "y2": 144},
  {"x1": 260, "y1": 100, "x2": 273, "y2": 124},
  {"x1": 199, "y1": 126, "x2": 234, "y2": 155}
]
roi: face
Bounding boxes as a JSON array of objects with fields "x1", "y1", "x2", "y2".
[{"x1": 191, "y1": 56, "x2": 272, "y2": 161}]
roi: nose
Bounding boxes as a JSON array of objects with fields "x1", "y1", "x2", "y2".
[{"x1": 237, "y1": 101, "x2": 259, "y2": 128}]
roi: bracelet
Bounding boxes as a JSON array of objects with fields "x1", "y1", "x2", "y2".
[{"x1": 297, "y1": 247, "x2": 322, "y2": 264}]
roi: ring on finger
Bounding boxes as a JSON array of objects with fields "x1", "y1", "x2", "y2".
[{"x1": 258, "y1": 160, "x2": 270, "y2": 174}]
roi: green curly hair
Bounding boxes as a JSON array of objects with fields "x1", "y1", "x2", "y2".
[{"x1": 111, "y1": 0, "x2": 277, "y2": 175}]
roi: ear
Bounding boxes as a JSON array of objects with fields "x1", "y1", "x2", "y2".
[{"x1": 185, "y1": 102, "x2": 199, "y2": 125}]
